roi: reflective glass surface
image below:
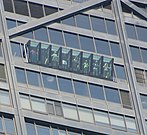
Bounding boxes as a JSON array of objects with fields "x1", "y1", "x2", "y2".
[
  {"x1": 15, "y1": 68, "x2": 26, "y2": 84},
  {"x1": 4, "y1": 118, "x2": 14, "y2": 134},
  {"x1": 34, "y1": 28, "x2": 48, "y2": 42}
]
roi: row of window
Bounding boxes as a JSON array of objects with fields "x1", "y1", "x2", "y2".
[
  {"x1": 12, "y1": 27, "x2": 122, "y2": 58},
  {"x1": 130, "y1": 46, "x2": 147, "y2": 64},
  {"x1": 16, "y1": 67, "x2": 130, "y2": 108},
  {"x1": 26, "y1": 41, "x2": 114, "y2": 80},
  {"x1": 3, "y1": 0, "x2": 58, "y2": 18},
  {"x1": 125, "y1": 23, "x2": 147, "y2": 42},
  {"x1": 26, "y1": 120, "x2": 105, "y2": 135},
  {"x1": 0, "y1": 114, "x2": 15, "y2": 134},
  {"x1": 61, "y1": 14, "x2": 117, "y2": 35},
  {"x1": 21, "y1": 94, "x2": 136, "y2": 132},
  {"x1": 134, "y1": 68, "x2": 147, "y2": 85}
]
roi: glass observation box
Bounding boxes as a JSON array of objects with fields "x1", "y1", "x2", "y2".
[{"x1": 25, "y1": 40, "x2": 114, "y2": 81}]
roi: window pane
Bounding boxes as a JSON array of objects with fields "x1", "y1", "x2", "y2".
[
  {"x1": 55, "y1": 102, "x2": 63, "y2": 116},
  {"x1": 76, "y1": 14, "x2": 90, "y2": 29},
  {"x1": 42, "y1": 74, "x2": 58, "y2": 90},
  {"x1": 95, "y1": 39, "x2": 110, "y2": 55},
  {"x1": 106, "y1": 20, "x2": 117, "y2": 35},
  {"x1": 6, "y1": 19, "x2": 16, "y2": 29},
  {"x1": 0, "y1": 65, "x2": 6, "y2": 81},
  {"x1": 37, "y1": 126, "x2": 50, "y2": 135},
  {"x1": 109, "y1": 114, "x2": 125, "y2": 130},
  {"x1": 89, "y1": 83, "x2": 104, "y2": 100},
  {"x1": 136, "y1": 26, "x2": 147, "y2": 42},
  {"x1": 62, "y1": 17, "x2": 75, "y2": 26},
  {"x1": 14, "y1": 0, "x2": 29, "y2": 16},
  {"x1": 110, "y1": 42, "x2": 122, "y2": 58},
  {"x1": 58, "y1": 77, "x2": 74, "y2": 93},
  {"x1": 140, "y1": 94, "x2": 147, "y2": 109},
  {"x1": 105, "y1": 87, "x2": 120, "y2": 104},
  {"x1": 0, "y1": 90, "x2": 10, "y2": 105},
  {"x1": 94, "y1": 110, "x2": 109, "y2": 126},
  {"x1": 20, "y1": 95, "x2": 31, "y2": 110},
  {"x1": 79, "y1": 35, "x2": 94, "y2": 52},
  {"x1": 44, "y1": 6, "x2": 58, "y2": 16},
  {"x1": 141, "y1": 48, "x2": 147, "y2": 63},
  {"x1": 31, "y1": 97, "x2": 46, "y2": 113},
  {"x1": 29, "y1": 2, "x2": 44, "y2": 18},
  {"x1": 125, "y1": 24, "x2": 137, "y2": 39},
  {"x1": 3, "y1": 0, "x2": 13, "y2": 12},
  {"x1": 130, "y1": 46, "x2": 141, "y2": 62},
  {"x1": 27, "y1": 70, "x2": 42, "y2": 87},
  {"x1": 125, "y1": 117, "x2": 137, "y2": 132},
  {"x1": 52, "y1": 128, "x2": 59, "y2": 135},
  {"x1": 15, "y1": 68, "x2": 26, "y2": 84},
  {"x1": 0, "y1": 117, "x2": 3, "y2": 132},
  {"x1": 11, "y1": 42, "x2": 21, "y2": 57},
  {"x1": 4, "y1": 118, "x2": 14, "y2": 134},
  {"x1": 78, "y1": 107, "x2": 94, "y2": 123},
  {"x1": 34, "y1": 28, "x2": 49, "y2": 42},
  {"x1": 26, "y1": 122, "x2": 35, "y2": 135},
  {"x1": 91, "y1": 16, "x2": 106, "y2": 33},
  {"x1": 115, "y1": 65, "x2": 126, "y2": 80},
  {"x1": 74, "y1": 80, "x2": 89, "y2": 97},
  {"x1": 120, "y1": 90, "x2": 132, "y2": 109},
  {"x1": 49, "y1": 29, "x2": 64, "y2": 46},
  {"x1": 63, "y1": 104, "x2": 78, "y2": 120},
  {"x1": 47, "y1": 102, "x2": 55, "y2": 115},
  {"x1": 64, "y1": 32, "x2": 80, "y2": 49},
  {"x1": 134, "y1": 69, "x2": 145, "y2": 83}
]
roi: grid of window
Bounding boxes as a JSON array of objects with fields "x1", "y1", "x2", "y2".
[
  {"x1": 25, "y1": 119, "x2": 105, "y2": 135},
  {"x1": 16, "y1": 67, "x2": 131, "y2": 109},
  {"x1": 13, "y1": 33, "x2": 122, "y2": 58},
  {"x1": 0, "y1": 114, "x2": 16, "y2": 134},
  {"x1": 3, "y1": 0, "x2": 58, "y2": 18},
  {"x1": 125, "y1": 23, "x2": 147, "y2": 42},
  {"x1": 20, "y1": 94, "x2": 136, "y2": 132}
]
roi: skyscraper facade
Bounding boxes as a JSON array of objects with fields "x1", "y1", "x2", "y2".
[{"x1": 0, "y1": 0, "x2": 147, "y2": 135}]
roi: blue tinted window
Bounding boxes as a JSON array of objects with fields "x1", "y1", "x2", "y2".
[
  {"x1": 64, "y1": 32, "x2": 80, "y2": 49},
  {"x1": 136, "y1": 26, "x2": 147, "y2": 42},
  {"x1": 74, "y1": 80, "x2": 89, "y2": 97},
  {"x1": 105, "y1": 87, "x2": 120, "y2": 103},
  {"x1": 130, "y1": 46, "x2": 141, "y2": 62},
  {"x1": 27, "y1": 70, "x2": 42, "y2": 87},
  {"x1": 34, "y1": 28, "x2": 49, "y2": 42},
  {"x1": 115, "y1": 65, "x2": 126, "y2": 80},
  {"x1": 79, "y1": 35, "x2": 95, "y2": 52},
  {"x1": 11, "y1": 42, "x2": 21, "y2": 57},
  {"x1": 4, "y1": 118, "x2": 14, "y2": 134},
  {"x1": 89, "y1": 83, "x2": 104, "y2": 100},
  {"x1": 91, "y1": 16, "x2": 106, "y2": 33},
  {"x1": 26, "y1": 123, "x2": 35, "y2": 135},
  {"x1": 58, "y1": 77, "x2": 74, "y2": 93},
  {"x1": 62, "y1": 17, "x2": 75, "y2": 26},
  {"x1": 6, "y1": 19, "x2": 16, "y2": 29},
  {"x1": 141, "y1": 48, "x2": 147, "y2": 63},
  {"x1": 140, "y1": 95, "x2": 147, "y2": 109},
  {"x1": 125, "y1": 24, "x2": 137, "y2": 39},
  {"x1": 95, "y1": 39, "x2": 110, "y2": 55},
  {"x1": 0, "y1": 117, "x2": 3, "y2": 132},
  {"x1": 52, "y1": 128, "x2": 59, "y2": 135},
  {"x1": 49, "y1": 29, "x2": 64, "y2": 46},
  {"x1": 37, "y1": 126, "x2": 50, "y2": 135},
  {"x1": 110, "y1": 42, "x2": 122, "y2": 58},
  {"x1": 15, "y1": 68, "x2": 26, "y2": 84},
  {"x1": 42, "y1": 74, "x2": 58, "y2": 90},
  {"x1": 22, "y1": 31, "x2": 33, "y2": 39},
  {"x1": 106, "y1": 19, "x2": 117, "y2": 35},
  {"x1": 76, "y1": 14, "x2": 91, "y2": 29}
]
